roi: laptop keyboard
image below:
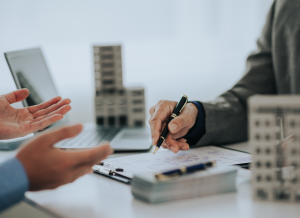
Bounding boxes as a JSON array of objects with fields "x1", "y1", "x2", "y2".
[{"x1": 55, "y1": 127, "x2": 120, "y2": 148}]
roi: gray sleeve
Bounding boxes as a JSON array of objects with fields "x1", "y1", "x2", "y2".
[{"x1": 194, "y1": 1, "x2": 277, "y2": 146}]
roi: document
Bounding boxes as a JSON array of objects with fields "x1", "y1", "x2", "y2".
[{"x1": 95, "y1": 146, "x2": 251, "y2": 178}]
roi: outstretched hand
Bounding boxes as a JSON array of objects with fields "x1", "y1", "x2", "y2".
[
  {"x1": 17, "y1": 124, "x2": 113, "y2": 191},
  {"x1": 0, "y1": 89, "x2": 71, "y2": 140}
]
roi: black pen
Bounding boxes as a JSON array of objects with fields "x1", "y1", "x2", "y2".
[{"x1": 153, "y1": 95, "x2": 188, "y2": 155}]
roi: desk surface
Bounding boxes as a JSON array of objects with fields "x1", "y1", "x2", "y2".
[{"x1": 1, "y1": 142, "x2": 300, "y2": 218}]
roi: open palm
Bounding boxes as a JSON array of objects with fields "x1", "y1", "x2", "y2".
[{"x1": 0, "y1": 89, "x2": 71, "y2": 140}]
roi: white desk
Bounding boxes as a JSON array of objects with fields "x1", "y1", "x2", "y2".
[{"x1": 1, "y1": 142, "x2": 300, "y2": 218}]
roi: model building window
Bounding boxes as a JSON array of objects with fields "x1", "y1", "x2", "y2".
[
  {"x1": 119, "y1": 116, "x2": 127, "y2": 126},
  {"x1": 104, "y1": 89, "x2": 115, "y2": 94},
  {"x1": 97, "y1": 109, "x2": 103, "y2": 114},
  {"x1": 97, "y1": 117, "x2": 104, "y2": 125},
  {"x1": 102, "y1": 63, "x2": 114, "y2": 68},
  {"x1": 101, "y1": 54, "x2": 113, "y2": 59},
  {"x1": 133, "y1": 108, "x2": 143, "y2": 113},
  {"x1": 108, "y1": 116, "x2": 115, "y2": 126},
  {"x1": 118, "y1": 99, "x2": 126, "y2": 105},
  {"x1": 108, "y1": 108, "x2": 114, "y2": 113},
  {"x1": 273, "y1": 190, "x2": 290, "y2": 200},
  {"x1": 103, "y1": 80, "x2": 114, "y2": 85},
  {"x1": 134, "y1": 120, "x2": 143, "y2": 127},
  {"x1": 256, "y1": 189, "x2": 267, "y2": 199},
  {"x1": 119, "y1": 90, "x2": 125, "y2": 95},
  {"x1": 103, "y1": 71, "x2": 114, "y2": 76},
  {"x1": 132, "y1": 91, "x2": 142, "y2": 96},
  {"x1": 132, "y1": 99, "x2": 142, "y2": 104},
  {"x1": 106, "y1": 100, "x2": 115, "y2": 105},
  {"x1": 101, "y1": 47, "x2": 112, "y2": 51}
]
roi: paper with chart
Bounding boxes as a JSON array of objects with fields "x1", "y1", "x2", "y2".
[{"x1": 98, "y1": 146, "x2": 251, "y2": 178}]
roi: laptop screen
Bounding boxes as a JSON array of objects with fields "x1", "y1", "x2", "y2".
[{"x1": 4, "y1": 48, "x2": 58, "y2": 107}]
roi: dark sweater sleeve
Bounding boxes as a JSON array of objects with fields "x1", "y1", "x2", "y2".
[{"x1": 184, "y1": 101, "x2": 206, "y2": 145}]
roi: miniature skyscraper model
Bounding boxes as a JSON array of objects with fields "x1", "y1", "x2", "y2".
[
  {"x1": 93, "y1": 45, "x2": 146, "y2": 127},
  {"x1": 249, "y1": 95, "x2": 300, "y2": 202}
]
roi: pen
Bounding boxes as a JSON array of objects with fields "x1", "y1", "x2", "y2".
[
  {"x1": 155, "y1": 160, "x2": 216, "y2": 181},
  {"x1": 153, "y1": 95, "x2": 188, "y2": 155}
]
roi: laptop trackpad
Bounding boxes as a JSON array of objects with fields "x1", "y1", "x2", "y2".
[
  {"x1": 110, "y1": 128, "x2": 151, "y2": 150},
  {"x1": 120, "y1": 132, "x2": 149, "y2": 139}
]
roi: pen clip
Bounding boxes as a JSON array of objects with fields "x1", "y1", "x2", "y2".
[{"x1": 179, "y1": 95, "x2": 188, "y2": 113}]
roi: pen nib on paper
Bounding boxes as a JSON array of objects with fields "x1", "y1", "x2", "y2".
[{"x1": 153, "y1": 147, "x2": 159, "y2": 155}]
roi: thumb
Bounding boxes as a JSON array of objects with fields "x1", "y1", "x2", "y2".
[
  {"x1": 3, "y1": 89, "x2": 30, "y2": 104},
  {"x1": 35, "y1": 124, "x2": 83, "y2": 147},
  {"x1": 168, "y1": 115, "x2": 190, "y2": 134}
]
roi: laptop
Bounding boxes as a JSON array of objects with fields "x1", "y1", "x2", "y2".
[{"x1": 4, "y1": 48, "x2": 152, "y2": 151}]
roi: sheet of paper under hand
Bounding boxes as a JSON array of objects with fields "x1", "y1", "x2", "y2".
[{"x1": 101, "y1": 146, "x2": 251, "y2": 178}]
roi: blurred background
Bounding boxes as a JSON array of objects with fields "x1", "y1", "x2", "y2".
[{"x1": 0, "y1": 0, "x2": 273, "y2": 123}]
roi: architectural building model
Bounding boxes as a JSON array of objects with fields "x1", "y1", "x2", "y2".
[
  {"x1": 249, "y1": 95, "x2": 300, "y2": 202},
  {"x1": 93, "y1": 45, "x2": 145, "y2": 127}
]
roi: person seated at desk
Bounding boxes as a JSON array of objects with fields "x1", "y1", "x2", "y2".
[
  {"x1": 149, "y1": 0, "x2": 300, "y2": 153},
  {"x1": 0, "y1": 89, "x2": 113, "y2": 212}
]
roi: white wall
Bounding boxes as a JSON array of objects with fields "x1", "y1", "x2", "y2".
[{"x1": 0, "y1": 0, "x2": 273, "y2": 123}]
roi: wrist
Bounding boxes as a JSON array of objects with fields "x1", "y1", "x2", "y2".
[
  {"x1": 187, "y1": 102, "x2": 198, "y2": 127},
  {"x1": 184, "y1": 101, "x2": 206, "y2": 145}
]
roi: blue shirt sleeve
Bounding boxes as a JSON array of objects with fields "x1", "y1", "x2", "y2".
[
  {"x1": 0, "y1": 158, "x2": 29, "y2": 212},
  {"x1": 184, "y1": 101, "x2": 206, "y2": 145}
]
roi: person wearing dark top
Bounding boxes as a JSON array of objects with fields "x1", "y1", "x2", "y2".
[{"x1": 149, "y1": 0, "x2": 300, "y2": 153}]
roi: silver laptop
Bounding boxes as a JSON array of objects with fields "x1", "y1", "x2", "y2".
[{"x1": 4, "y1": 48, "x2": 152, "y2": 151}]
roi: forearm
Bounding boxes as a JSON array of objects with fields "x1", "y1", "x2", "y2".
[
  {"x1": 185, "y1": 91, "x2": 248, "y2": 147},
  {"x1": 197, "y1": 92, "x2": 248, "y2": 146},
  {"x1": 0, "y1": 158, "x2": 29, "y2": 212}
]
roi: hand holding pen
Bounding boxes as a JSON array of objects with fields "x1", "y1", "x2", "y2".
[{"x1": 149, "y1": 95, "x2": 198, "y2": 154}]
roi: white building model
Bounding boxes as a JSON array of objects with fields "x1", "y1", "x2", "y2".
[
  {"x1": 93, "y1": 45, "x2": 145, "y2": 127},
  {"x1": 249, "y1": 95, "x2": 300, "y2": 202}
]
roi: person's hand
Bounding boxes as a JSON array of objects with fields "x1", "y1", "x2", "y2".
[
  {"x1": 149, "y1": 100, "x2": 198, "y2": 153},
  {"x1": 16, "y1": 124, "x2": 113, "y2": 191},
  {"x1": 0, "y1": 89, "x2": 71, "y2": 140}
]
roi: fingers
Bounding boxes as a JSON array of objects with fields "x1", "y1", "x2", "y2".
[
  {"x1": 149, "y1": 105, "x2": 155, "y2": 116},
  {"x1": 66, "y1": 166, "x2": 93, "y2": 185},
  {"x1": 161, "y1": 143, "x2": 168, "y2": 149},
  {"x1": 58, "y1": 143, "x2": 113, "y2": 185},
  {"x1": 27, "y1": 96, "x2": 63, "y2": 114},
  {"x1": 163, "y1": 134, "x2": 189, "y2": 153},
  {"x1": 31, "y1": 98, "x2": 71, "y2": 118},
  {"x1": 30, "y1": 114, "x2": 64, "y2": 132},
  {"x1": 50, "y1": 166, "x2": 93, "y2": 189},
  {"x1": 149, "y1": 118, "x2": 163, "y2": 145},
  {"x1": 3, "y1": 89, "x2": 30, "y2": 104},
  {"x1": 168, "y1": 103, "x2": 198, "y2": 134},
  {"x1": 168, "y1": 126, "x2": 191, "y2": 140},
  {"x1": 33, "y1": 124, "x2": 83, "y2": 147},
  {"x1": 70, "y1": 143, "x2": 113, "y2": 167},
  {"x1": 148, "y1": 100, "x2": 177, "y2": 145},
  {"x1": 33, "y1": 104, "x2": 71, "y2": 122},
  {"x1": 177, "y1": 138, "x2": 187, "y2": 143},
  {"x1": 168, "y1": 116, "x2": 191, "y2": 134}
]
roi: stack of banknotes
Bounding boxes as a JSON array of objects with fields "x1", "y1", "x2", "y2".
[{"x1": 131, "y1": 164, "x2": 238, "y2": 203}]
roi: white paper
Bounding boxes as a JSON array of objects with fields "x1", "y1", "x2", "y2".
[{"x1": 96, "y1": 146, "x2": 251, "y2": 178}]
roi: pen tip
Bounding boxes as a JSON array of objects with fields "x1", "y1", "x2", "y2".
[{"x1": 153, "y1": 147, "x2": 159, "y2": 155}]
